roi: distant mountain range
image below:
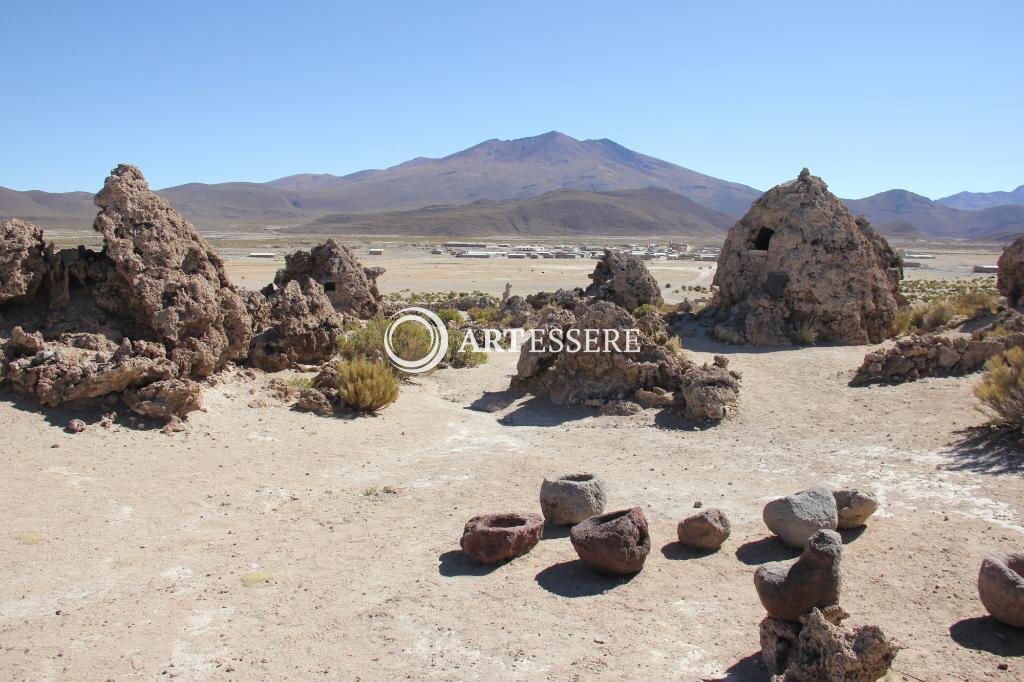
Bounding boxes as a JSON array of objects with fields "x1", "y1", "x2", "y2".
[
  {"x1": 292, "y1": 187, "x2": 735, "y2": 238},
  {"x1": 1, "y1": 131, "x2": 1021, "y2": 240}
]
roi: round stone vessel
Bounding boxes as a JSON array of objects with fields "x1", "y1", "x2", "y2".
[
  {"x1": 539, "y1": 473, "x2": 607, "y2": 526},
  {"x1": 569, "y1": 507, "x2": 650, "y2": 575},
  {"x1": 460, "y1": 512, "x2": 544, "y2": 565},
  {"x1": 978, "y1": 552, "x2": 1024, "y2": 627}
]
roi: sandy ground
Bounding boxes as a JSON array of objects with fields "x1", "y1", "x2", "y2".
[{"x1": 2, "y1": 330, "x2": 1024, "y2": 680}]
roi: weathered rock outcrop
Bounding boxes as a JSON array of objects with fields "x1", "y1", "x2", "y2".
[
  {"x1": 510, "y1": 301, "x2": 740, "y2": 422},
  {"x1": 0, "y1": 219, "x2": 48, "y2": 305},
  {"x1": 249, "y1": 278, "x2": 344, "y2": 371},
  {"x1": 92, "y1": 164, "x2": 253, "y2": 377},
  {"x1": 851, "y1": 329, "x2": 1024, "y2": 386},
  {"x1": 585, "y1": 250, "x2": 663, "y2": 311},
  {"x1": 273, "y1": 240, "x2": 383, "y2": 318},
  {"x1": 707, "y1": 169, "x2": 903, "y2": 346},
  {"x1": 760, "y1": 606, "x2": 899, "y2": 681},
  {"x1": 998, "y1": 235, "x2": 1024, "y2": 307}
]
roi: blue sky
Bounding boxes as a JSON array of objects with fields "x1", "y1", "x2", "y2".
[{"x1": 3, "y1": 1, "x2": 1021, "y2": 199}]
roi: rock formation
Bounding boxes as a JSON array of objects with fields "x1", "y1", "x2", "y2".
[
  {"x1": 978, "y1": 552, "x2": 1024, "y2": 627},
  {"x1": 676, "y1": 508, "x2": 731, "y2": 550},
  {"x1": 763, "y1": 486, "x2": 839, "y2": 548},
  {"x1": 585, "y1": 250, "x2": 663, "y2": 311},
  {"x1": 754, "y1": 529, "x2": 843, "y2": 621},
  {"x1": 249, "y1": 278, "x2": 344, "y2": 371},
  {"x1": 852, "y1": 317, "x2": 1024, "y2": 385},
  {"x1": 998, "y1": 235, "x2": 1024, "y2": 307},
  {"x1": 460, "y1": 512, "x2": 544, "y2": 565},
  {"x1": 92, "y1": 164, "x2": 252, "y2": 377},
  {"x1": 0, "y1": 219, "x2": 48, "y2": 305},
  {"x1": 833, "y1": 489, "x2": 879, "y2": 529},
  {"x1": 570, "y1": 507, "x2": 650, "y2": 575},
  {"x1": 760, "y1": 606, "x2": 899, "y2": 680},
  {"x1": 272, "y1": 240, "x2": 383, "y2": 318},
  {"x1": 707, "y1": 169, "x2": 903, "y2": 346},
  {"x1": 510, "y1": 300, "x2": 740, "y2": 422},
  {"x1": 539, "y1": 473, "x2": 607, "y2": 526}
]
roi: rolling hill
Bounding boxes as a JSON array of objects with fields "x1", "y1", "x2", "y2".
[
  {"x1": 936, "y1": 185, "x2": 1024, "y2": 211},
  {"x1": 844, "y1": 190, "x2": 1024, "y2": 241},
  {"x1": 289, "y1": 187, "x2": 736, "y2": 238}
]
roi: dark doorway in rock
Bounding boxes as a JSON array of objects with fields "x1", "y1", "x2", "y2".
[
  {"x1": 752, "y1": 227, "x2": 774, "y2": 251},
  {"x1": 323, "y1": 281, "x2": 337, "y2": 292}
]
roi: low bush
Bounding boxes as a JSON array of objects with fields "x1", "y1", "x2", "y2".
[
  {"x1": 468, "y1": 306, "x2": 499, "y2": 324},
  {"x1": 793, "y1": 317, "x2": 820, "y2": 345},
  {"x1": 333, "y1": 359, "x2": 400, "y2": 412},
  {"x1": 974, "y1": 347, "x2": 1024, "y2": 430},
  {"x1": 445, "y1": 333, "x2": 488, "y2": 368},
  {"x1": 435, "y1": 308, "x2": 462, "y2": 326},
  {"x1": 337, "y1": 315, "x2": 432, "y2": 368}
]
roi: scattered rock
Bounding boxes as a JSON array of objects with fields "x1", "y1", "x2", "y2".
[
  {"x1": 634, "y1": 388, "x2": 674, "y2": 408},
  {"x1": 585, "y1": 250, "x2": 663, "y2": 311},
  {"x1": 539, "y1": 473, "x2": 607, "y2": 526},
  {"x1": 570, "y1": 507, "x2": 650, "y2": 575},
  {"x1": 833, "y1": 489, "x2": 879, "y2": 529},
  {"x1": 123, "y1": 379, "x2": 204, "y2": 420},
  {"x1": 707, "y1": 169, "x2": 903, "y2": 345},
  {"x1": 763, "y1": 485, "x2": 839, "y2": 548},
  {"x1": 65, "y1": 419, "x2": 86, "y2": 434},
  {"x1": 599, "y1": 400, "x2": 642, "y2": 416},
  {"x1": 978, "y1": 552, "x2": 1024, "y2": 627},
  {"x1": 676, "y1": 508, "x2": 731, "y2": 550},
  {"x1": 295, "y1": 387, "x2": 334, "y2": 416},
  {"x1": 755, "y1": 529, "x2": 843, "y2": 621},
  {"x1": 460, "y1": 512, "x2": 544, "y2": 565},
  {"x1": 760, "y1": 606, "x2": 899, "y2": 680}
]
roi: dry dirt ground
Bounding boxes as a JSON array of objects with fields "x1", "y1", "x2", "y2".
[
  {"x1": 2, "y1": 336, "x2": 1023, "y2": 680},
  {"x1": 2, "y1": 248, "x2": 1022, "y2": 681}
]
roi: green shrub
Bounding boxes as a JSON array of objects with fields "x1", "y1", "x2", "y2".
[
  {"x1": 435, "y1": 308, "x2": 462, "y2": 326},
  {"x1": 468, "y1": 306, "x2": 499, "y2": 324},
  {"x1": 974, "y1": 347, "x2": 1024, "y2": 430},
  {"x1": 333, "y1": 359, "x2": 400, "y2": 412},
  {"x1": 665, "y1": 336, "x2": 683, "y2": 355},
  {"x1": 336, "y1": 315, "x2": 432, "y2": 367},
  {"x1": 445, "y1": 332, "x2": 488, "y2": 368},
  {"x1": 632, "y1": 303, "x2": 660, "y2": 317},
  {"x1": 921, "y1": 300, "x2": 956, "y2": 330}
]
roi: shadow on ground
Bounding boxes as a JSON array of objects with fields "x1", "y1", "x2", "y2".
[
  {"x1": 734, "y1": 537, "x2": 801, "y2": 565},
  {"x1": 535, "y1": 560, "x2": 636, "y2": 597},
  {"x1": 949, "y1": 616, "x2": 1024, "y2": 656},
  {"x1": 437, "y1": 550, "x2": 502, "y2": 577},
  {"x1": 0, "y1": 389, "x2": 165, "y2": 433},
  {"x1": 945, "y1": 426, "x2": 1024, "y2": 475},
  {"x1": 497, "y1": 396, "x2": 592, "y2": 427},
  {"x1": 702, "y1": 652, "x2": 770, "y2": 681},
  {"x1": 542, "y1": 524, "x2": 571, "y2": 541},
  {"x1": 661, "y1": 542, "x2": 717, "y2": 561}
]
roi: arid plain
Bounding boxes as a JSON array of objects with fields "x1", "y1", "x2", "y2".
[{"x1": 1, "y1": 237, "x2": 1021, "y2": 681}]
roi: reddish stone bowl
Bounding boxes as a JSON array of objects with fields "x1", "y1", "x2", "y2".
[
  {"x1": 570, "y1": 507, "x2": 650, "y2": 575},
  {"x1": 460, "y1": 512, "x2": 544, "y2": 565}
]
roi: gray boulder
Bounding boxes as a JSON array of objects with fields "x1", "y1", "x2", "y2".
[
  {"x1": 539, "y1": 473, "x2": 607, "y2": 526},
  {"x1": 978, "y1": 552, "x2": 1024, "y2": 627},
  {"x1": 833, "y1": 489, "x2": 879, "y2": 529},
  {"x1": 763, "y1": 485, "x2": 839, "y2": 548},
  {"x1": 755, "y1": 529, "x2": 843, "y2": 621},
  {"x1": 676, "y1": 508, "x2": 731, "y2": 550}
]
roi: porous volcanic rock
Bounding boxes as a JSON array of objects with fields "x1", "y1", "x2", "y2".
[
  {"x1": 510, "y1": 300, "x2": 740, "y2": 422},
  {"x1": 460, "y1": 512, "x2": 544, "y2": 565},
  {"x1": 123, "y1": 379, "x2": 204, "y2": 420},
  {"x1": 978, "y1": 552, "x2": 1024, "y2": 627},
  {"x1": 998, "y1": 235, "x2": 1024, "y2": 307},
  {"x1": 755, "y1": 529, "x2": 843, "y2": 622},
  {"x1": 708, "y1": 169, "x2": 903, "y2": 346},
  {"x1": 65, "y1": 419, "x2": 87, "y2": 434},
  {"x1": 295, "y1": 387, "x2": 334, "y2": 416},
  {"x1": 539, "y1": 473, "x2": 608, "y2": 526},
  {"x1": 763, "y1": 485, "x2": 839, "y2": 548},
  {"x1": 677, "y1": 508, "x2": 731, "y2": 550},
  {"x1": 249, "y1": 278, "x2": 344, "y2": 371},
  {"x1": 760, "y1": 606, "x2": 899, "y2": 680},
  {"x1": 91, "y1": 164, "x2": 252, "y2": 376},
  {"x1": 570, "y1": 507, "x2": 650, "y2": 575},
  {"x1": 0, "y1": 219, "x2": 48, "y2": 305},
  {"x1": 833, "y1": 489, "x2": 879, "y2": 529},
  {"x1": 273, "y1": 240, "x2": 383, "y2": 318},
  {"x1": 585, "y1": 250, "x2": 663, "y2": 311}
]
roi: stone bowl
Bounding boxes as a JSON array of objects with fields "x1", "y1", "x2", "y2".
[
  {"x1": 539, "y1": 473, "x2": 607, "y2": 526},
  {"x1": 570, "y1": 507, "x2": 650, "y2": 575},
  {"x1": 978, "y1": 552, "x2": 1024, "y2": 627},
  {"x1": 460, "y1": 512, "x2": 544, "y2": 565}
]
